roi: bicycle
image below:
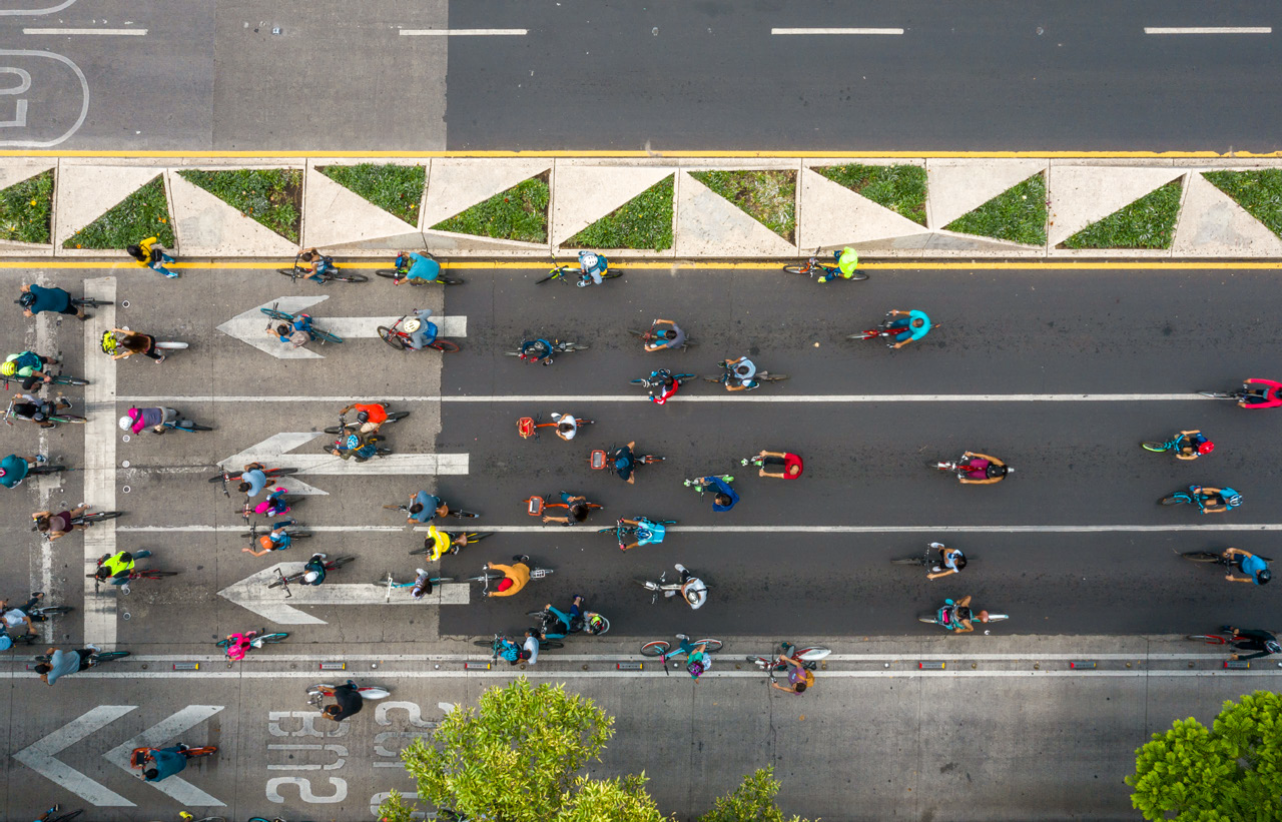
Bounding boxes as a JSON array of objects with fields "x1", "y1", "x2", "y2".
[
  {"x1": 517, "y1": 412, "x2": 595, "y2": 440},
  {"x1": 261, "y1": 303, "x2": 344, "y2": 345},
  {"x1": 209, "y1": 465, "x2": 299, "y2": 494},
  {"x1": 746, "y1": 643, "x2": 831, "y2": 672},
  {"x1": 268, "y1": 556, "x2": 355, "y2": 588},
  {"x1": 157, "y1": 416, "x2": 213, "y2": 433},
  {"x1": 850, "y1": 316, "x2": 942, "y2": 347},
  {"x1": 1159, "y1": 487, "x2": 1232, "y2": 511},
  {"x1": 375, "y1": 253, "x2": 465, "y2": 286},
  {"x1": 2, "y1": 602, "x2": 74, "y2": 638},
  {"x1": 635, "y1": 569, "x2": 708, "y2": 605},
  {"x1": 370, "y1": 571, "x2": 455, "y2": 601},
  {"x1": 409, "y1": 531, "x2": 492, "y2": 556},
  {"x1": 629, "y1": 327, "x2": 698, "y2": 351},
  {"x1": 4, "y1": 396, "x2": 86, "y2": 427},
  {"x1": 35, "y1": 805, "x2": 83, "y2": 822},
  {"x1": 466, "y1": 564, "x2": 554, "y2": 594},
  {"x1": 100, "y1": 329, "x2": 188, "y2": 359},
  {"x1": 918, "y1": 602, "x2": 1009, "y2": 628},
  {"x1": 1199, "y1": 388, "x2": 1248, "y2": 401},
  {"x1": 72, "y1": 296, "x2": 111, "y2": 310},
  {"x1": 88, "y1": 568, "x2": 178, "y2": 594},
  {"x1": 34, "y1": 649, "x2": 129, "y2": 666},
  {"x1": 640, "y1": 636, "x2": 723, "y2": 659},
  {"x1": 3, "y1": 458, "x2": 67, "y2": 479},
  {"x1": 892, "y1": 543, "x2": 967, "y2": 575},
  {"x1": 525, "y1": 494, "x2": 602, "y2": 519},
  {"x1": 305, "y1": 682, "x2": 391, "y2": 707},
  {"x1": 506, "y1": 338, "x2": 588, "y2": 364},
  {"x1": 35, "y1": 509, "x2": 123, "y2": 540},
  {"x1": 632, "y1": 371, "x2": 695, "y2": 399},
  {"x1": 703, "y1": 362, "x2": 788, "y2": 388},
  {"x1": 782, "y1": 250, "x2": 868, "y2": 282},
  {"x1": 242, "y1": 521, "x2": 311, "y2": 543},
  {"x1": 600, "y1": 518, "x2": 675, "y2": 544},
  {"x1": 1142, "y1": 434, "x2": 1197, "y2": 454},
  {"x1": 474, "y1": 633, "x2": 564, "y2": 659},
  {"x1": 323, "y1": 410, "x2": 410, "y2": 435},
  {"x1": 1185, "y1": 632, "x2": 1234, "y2": 646},
  {"x1": 383, "y1": 501, "x2": 479, "y2": 519},
  {"x1": 3, "y1": 370, "x2": 88, "y2": 391},
  {"x1": 215, "y1": 628, "x2": 289, "y2": 655},
  {"x1": 683, "y1": 475, "x2": 732, "y2": 498},
  {"x1": 928, "y1": 457, "x2": 1015, "y2": 480},
  {"x1": 1181, "y1": 549, "x2": 1271, "y2": 571},
  {"x1": 377, "y1": 315, "x2": 460, "y2": 353},
  {"x1": 527, "y1": 606, "x2": 611, "y2": 638},
  {"x1": 130, "y1": 746, "x2": 217, "y2": 770},
  {"x1": 589, "y1": 445, "x2": 664, "y2": 472},
  {"x1": 536, "y1": 257, "x2": 622, "y2": 286},
  {"x1": 278, "y1": 260, "x2": 368, "y2": 285}
]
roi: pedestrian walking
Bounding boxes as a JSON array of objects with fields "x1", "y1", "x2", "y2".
[{"x1": 126, "y1": 237, "x2": 178, "y2": 279}]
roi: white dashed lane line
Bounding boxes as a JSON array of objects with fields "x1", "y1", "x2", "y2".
[
  {"x1": 772, "y1": 28, "x2": 904, "y2": 35},
  {"x1": 399, "y1": 29, "x2": 527, "y2": 36},
  {"x1": 23, "y1": 28, "x2": 147, "y2": 35},
  {"x1": 1144, "y1": 27, "x2": 1271, "y2": 35}
]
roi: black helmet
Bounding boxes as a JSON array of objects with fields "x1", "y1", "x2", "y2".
[
  {"x1": 956, "y1": 606, "x2": 973, "y2": 621},
  {"x1": 1258, "y1": 569, "x2": 1273, "y2": 585},
  {"x1": 987, "y1": 464, "x2": 1007, "y2": 479},
  {"x1": 17, "y1": 292, "x2": 35, "y2": 308},
  {"x1": 356, "y1": 411, "x2": 370, "y2": 423}
]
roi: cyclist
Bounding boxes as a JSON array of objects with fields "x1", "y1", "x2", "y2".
[
  {"x1": 330, "y1": 431, "x2": 383, "y2": 462},
  {"x1": 338, "y1": 402, "x2": 389, "y2": 434},
  {"x1": 750, "y1": 450, "x2": 803, "y2": 479},
  {"x1": 671, "y1": 634, "x2": 711, "y2": 680},
  {"x1": 818, "y1": 246, "x2": 859, "y2": 284},
  {"x1": 407, "y1": 490, "x2": 447, "y2": 524},
  {"x1": 422, "y1": 523, "x2": 469, "y2": 561},
  {"x1": 1222, "y1": 626, "x2": 1282, "y2": 661},
  {"x1": 551, "y1": 412, "x2": 579, "y2": 441},
  {"x1": 222, "y1": 632, "x2": 256, "y2": 661},
  {"x1": 691, "y1": 475, "x2": 739, "y2": 512},
  {"x1": 1168, "y1": 429, "x2": 1214, "y2": 460},
  {"x1": 884, "y1": 309, "x2": 932, "y2": 350},
  {"x1": 645, "y1": 368, "x2": 680, "y2": 405},
  {"x1": 1192, "y1": 485, "x2": 1242, "y2": 514},
  {"x1": 10, "y1": 392, "x2": 72, "y2": 427},
  {"x1": 644, "y1": 319, "x2": 686, "y2": 352},
  {"x1": 237, "y1": 462, "x2": 270, "y2": 498},
  {"x1": 32, "y1": 504, "x2": 91, "y2": 541},
  {"x1": 483, "y1": 556, "x2": 532, "y2": 598},
  {"x1": 956, "y1": 451, "x2": 1009, "y2": 485},
  {"x1": 719, "y1": 357, "x2": 758, "y2": 392},
  {"x1": 926, "y1": 542, "x2": 967, "y2": 581},
  {"x1": 0, "y1": 453, "x2": 44, "y2": 489},
  {"x1": 542, "y1": 595, "x2": 585, "y2": 636},
  {"x1": 0, "y1": 591, "x2": 43, "y2": 640},
  {"x1": 402, "y1": 309, "x2": 439, "y2": 351},
  {"x1": 1239, "y1": 378, "x2": 1282, "y2": 409},
  {"x1": 934, "y1": 596, "x2": 987, "y2": 633},
  {"x1": 241, "y1": 520, "x2": 297, "y2": 557},
  {"x1": 105, "y1": 328, "x2": 167, "y2": 363},
  {"x1": 671, "y1": 563, "x2": 707, "y2": 610},
  {"x1": 410, "y1": 568, "x2": 437, "y2": 599},
  {"x1": 518, "y1": 338, "x2": 554, "y2": 365},
  {"x1": 1221, "y1": 547, "x2": 1272, "y2": 585},
  {"x1": 3, "y1": 350, "x2": 60, "y2": 389},
  {"x1": 142, "y1": 745, "x2": 197, "y2": 783},
  {"x1": 301, "y1": 553, "x2": 330, "y2": 586},
  {"x1": 617, "y1": 517, "x2": 667, "y2": 551},
  {"x1": 126, "y1": 236, "x2": 178, "y2": 278},
  {"x1": 521, "y1": 628, "x2": 543, "y2": 665},
  {"x1": 541, "y1": 492, "x2": 594, "y2": 526},
  {"x1": 614, "y1": 441, "x2": 637, "y2": 484},
  {"x1": 295, "y1": 247, "x2": 336, "y2": 283},
  {"x1": 575, "y1": 250, "x2": 609, "y2": 287},
  {"x1": 769, "y1": 649, "x2": 815, "y2": 694},
  {"x1": 16, "y1": 284, "x2": 86, "y2": 320},
  {"x1": 271, "y1": 313, "x2": 314, "y2": 348},
  {"x1": 94, "y1": 550, "x2": 153, "y2": 593},
  {"x1": 321, "y1": 681, "x2": 364, "y2": 722},
  {"x1": 34, "y1": 644, "x2": 104, "y2": 686},
  {"x1": 119, "y1": 406, "x2": 179, "y2": 435},
  {"x1": 394, "y1": 250, "x2": 442, "y2": 284}
]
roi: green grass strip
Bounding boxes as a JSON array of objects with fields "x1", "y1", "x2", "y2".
[
  {"x1": 178, "y1": 168, "x2": 302, "y2": 243},
  {"x1": 432, "y1": 173, "x2": 550, "y2": 243},
  {"x1": 1061, "y1": 178, "x2": 1183, "y2": 249},
  {"x1": 945, "y1": 173, "x2": 1047, "y2": 246},
  {"x1": 815, "y1": 164, "x2": 927, "y2": 226},
  {"x1": 62, "y1": 175, "x2": 174, "y2": 250},
  {"x1": 565, "y1": 175, "x2": 674, "y2": 251},
  {"x1": 319, "y1": 163, "x2": 425, "y2": 226},
  {"x1": 689, "y1": 169, "x2": 796, "y2": 241},
  {"x1": 1203, "y1": 169, "x2": 1282, "y2": 239},
  {"x1": 0, "y1": 169, "x2": 54, "y2": 245}
]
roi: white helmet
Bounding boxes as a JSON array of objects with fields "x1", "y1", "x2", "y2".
[
  {"x1": 402, "y1": 318, "x2": 421, "y2": 333},
  {"x1": 303, "y1": 571, "x2": 320, "y2": 584},
  {"x1": 733, "y1": 359, "x2": 756, "y2": 379},
  {"x1": 118, "y1": 415, "x2": 133, "y2": 431},
  {"x1": 580, "y1": 252, "x2": 599, "y2": 270}
]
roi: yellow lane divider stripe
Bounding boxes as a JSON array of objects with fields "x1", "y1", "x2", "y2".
[
  {"x1": 2, "y1": 150, "x2": 1282, "y2": 159},
  {"x1": 2, "y1": 261, "x2": 1282, "y2": 271}
]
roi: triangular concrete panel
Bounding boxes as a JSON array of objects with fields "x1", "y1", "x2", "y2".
[
  {"x1": 675, "y1": 173, "x2": 796, "y2": 257},
  {"x1": 1172, "y1": 172, "x2": 1282, "y2": 257},
  {"x1": 0, "y1": 160, "x2": 54, "y2": 192},
  {"x1": 927, "y1": 159, "x2": 1047, "y2": 229},
  {"x1": 422, "y1": 158, "x2": 552, "y2": 229},
  {"x1": 798, "y1": 168, "x2": 931, "y2": 250},
  {"x1": 423, "y1": 229, "x2": 548, "y2": 254},
  {"x1": 323, "y1": 231, "x2": 429, "y2": 253},
  {"x1": 1048, "y1": 167, "x2": 1185, "y2": 246},
  {"x1": 552, "y1": 164, "x2": 674, "y2": 246},
  {"x1": 169, "y1": 171, "x2": 298, "y2": 257},
  {"x1": 303, "y1": 168, "x2": 418, "y2": 249},
  {"x1": 53, "y1": 165, "x2": 165, "y2": 248},
  {"x1": 871, "y1": 231, "x2": 1033, "y2": 252}
]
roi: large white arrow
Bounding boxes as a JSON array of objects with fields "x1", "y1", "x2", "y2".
[
  {"x1": 13, "y1": 706, "x2": 138, "y2": 807},
  {"x1": 220, "y1": 432, "x2": 469, "y2": 476},
  {"x1": 103, "y1": 705, "x2": 225, "y2": 807},
  {"x1": 218, "y1": 563, "x2": 470, "y2": 624},
  {"x1": 216, "y1": 295, "x2": 467, "y2": 359}
]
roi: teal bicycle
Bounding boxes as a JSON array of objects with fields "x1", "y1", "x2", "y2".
[{"x1": 261, "y1": 303, "x2": 343, "y2": 345}]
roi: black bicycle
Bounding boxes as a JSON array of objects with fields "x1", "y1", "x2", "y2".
[
  {"x1": 35, "y1": 649, "x2": 129, "y2": 666},
  {"x1": 323, "y1": 410, "x2": 410, "y2": 434},
  {"x1": 375, "y1": 254, "x2": 464, "y2": 286},
  {"x1": 35, "y1": 805, "x2": 84, "y2": 822},
  {"x1": 268, "y1": 556, "x2": 355, "y2": 588},
  {"x1": 278, "y1": 257, "x2": 368, "y2": 285}
]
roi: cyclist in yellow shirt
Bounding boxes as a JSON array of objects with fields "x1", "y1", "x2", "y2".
[
  {"x1": 422, "y1": 524, "x2": 470, "y2": 561},
  {"x1": 126, "y1": 236, "x2": 178, "y2": 279}
]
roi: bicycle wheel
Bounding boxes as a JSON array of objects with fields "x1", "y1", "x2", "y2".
[
  {"x1": 261, "y1": 308, "x2": 292, "y2": 322},
  {"x1": 985, "y1": 614, "x2": 1009, "y2": 622},
  {"x1": 564, "y1": 342, "x2": 589, "y2": 351},
  {"x1": 782, "y1": 264, "x2": 808, "y2": 275},
  {"x1": 29, "y1": 465, "x2": 66, "y2": 475},
  {"x1": 155, "y1": 341, "x2": 189, "y2": 350},
  {"x1": 138, "y1": 571, "x2": 179, "y2": 579},
  {"x1": 214, "y1": 638, "x2": 232, "y2": 649},
  {"x1": 81, "y1": 511, "x2": 124, "y2": 523},
  {"x1": 1186, "y1": 634, "x2": 1230, "y2": 645},
  {"x1": 378, "y1": 327, "x2": 408, "y2": 350},
  {"x1": 329, "y1": 556, "x2": 356, "y2": 569},
  {"x1": 702, "y1": 376, "x2": 723, "y2": 384},
  {"x1": 49, "y1": 810, "x2": 84, "y2": 822},
  {"x1": 183, "y1": 746, "x2": 218, "y2": 758},
  {"x1": 640, "y1": 640, "x2": 672, "y2": 657},
  {"x1": 53, "y1": 376, "x2": 89, "y2": 386},
  {"x1": 375, "y1": 269, "x2": 404, "y2": 279},
  {"x1": 1159, "y1": 495, "x2": 1188, "y2": 506},
  {"x1": 464, "y1": 532, "x2": 494, "y2": 543},
  {"x1": 383, "y1": 503, "x2": 408, "y2": 511},
  {"x1": 473, "y1": 639, "x2": 500, "y2": 648},
  {"x1": 535, "y1": 269, "x2": 565, "y2": 284},
  {"x1": 277, "y1": 268, "x2": 300, "y2": 279},
  {"x1": 314, "y1": 328, "x2": 344, "y2": 345},
  {"x1": 891, "y1": 557, "x2": 926, "y2": 566},
  {"x1": 52, "y1": 414, "x2": 87, "y2": 424},
  {"x1": 630, "y1": 379, "x2": 648, "y2": 386},
  {"x1": 95, "y1": 651, "x2": 130, "y2": 663},
  {"x1": 1181, "y1": 551, "x2": 1224, "y2": 562},
  {"x1": 693, "y1": 639, "x2": 723, "y2": 653},
  {"x1": 74, "y1": 297, "x2": 111, "y2": 308},
  {"x1": 1141, "y1": 441, "x2": 1169, "y2": 452},
  {"x1": 290, "y1": 531, "x2": 313, "y2": 539},
  {"x1": 639, "y1": 455, "x2": 665, "y2": 465},
  {"x1": 430, "y1": 339, "x2": 461, "y2": 353},
  {"x1": 602, "y1": 270, "x2": 623, "y2": 280},
  {"x1": 258, "y1": 632, "x2": 289, "y2": 644},
  {"x1": 467, "y1": 571, "x2": 503, "y2": 583},
  {"x1": 918, "y1": 615, "x2": 940, "y2": 624},
  {"x1": 542, "y1": 639, "x2": 565, "y2": 649},
  {"x1": 758, "y1": 373, "x2": 789, "y2": 382},
  {"x1": 333, "y1": 273, "x2": 369, "y2": 283},
  {"x1": 408, "y1": 544, "x2": 430, "y2": 556},
  {"x1": 35, "y1": 605, "x2": 74, "y2": 616},
  {"x1": 448, "y1": 509, "x2": 480, "y2": 519},
  {"x1": 267, "y1": 468, "x2": 300, "y2": 477}
]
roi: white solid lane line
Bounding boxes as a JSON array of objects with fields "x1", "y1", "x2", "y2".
[
  {"x1": 399, "y1": 28, "x2": 527, "y2": 36},
  {"x1": 772, "y1": 27, "x2": 904, "y2": 35},
  {"x1": 0, "y1": 669, "x2": 1275, "y2": 680},
  {"x1": 118, "y1": 393, "x2": 1211, "y2": 404},
  {"x1": 23, "y1": 27, "x2": 146, "y2": 34},
  {"x1": 1144, "y1": 27, "x2": 1271, "y2": 34}
]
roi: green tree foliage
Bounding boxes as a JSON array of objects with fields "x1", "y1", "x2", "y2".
[
  {"x1": 699, "y1": 766, "x2": 812, "y2": 822},
  {"x1": 380, "y1": 678, "x2": 667, "y2": 822},
  {"x1": 1126, "y1": 690, "x2": 1282, "y2": 821}
]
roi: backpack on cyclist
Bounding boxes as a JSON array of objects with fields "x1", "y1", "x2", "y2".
[{"x1": 11, "y1": 351, "x2": 41, "y2": 371}]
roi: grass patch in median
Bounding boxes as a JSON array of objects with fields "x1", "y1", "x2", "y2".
[
  {"x1": 1203, "y1": 169, "x2": 1282, "y2": 239},
  {"x1": 689, "y1": 169, "x2": 796, "y2": 241},
  {"x1": 432, "y1": 171, "x2": 550, "y2": 243},
  {"x1": 319, "y1": 163, "x2": 425, "y2": 226},
  {"x1": 63, "y1": 175, "x2": 174, "y2": 250},
  {"x1": 815, "y1": 163, "x2": 927, "y2": 226},
  {"x1": 945, "y1": 172, "x2": 1047, "y2": 246},
  {"x1": 565, "y1": 174, "x2": 674, "y2": 250},
  {"x1": 178, "y1": 168, "x2": 303, "y2": 243},
  {"x1": 0, "y1": 169, "x2": 54, "y2": 245},
  {"x1": 1061, "y1": 178, "x2": 1183, "y2": 249}
]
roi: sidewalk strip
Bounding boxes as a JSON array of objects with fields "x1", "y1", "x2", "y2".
[
  {"x1": 23, "y1": 27, "x2": 146, "y2": 35},
  {"x1": 1144, "y1": 26, "x2": 1270, "y2": 34},
  {"x1": 399, "y1": 28, "x2": 527, "y2": 36},
  {"x1": 5, "y1": 151, "x2": 1282, "y2": 159},
  {"x1": 83, "y1": 277, "x2": 117, "y2": 648},
  {"x1": 118, "y1": 523, "x2": 1282, "y2": 534},
  {"x1": 772, "y1": 27, "x2": 904, "y2": 35},
  {"x1": 0, "y1": 669, "x2": 1274, "y2": 680},
  {"x1": 59, "y1": 652, "x2": 1247, "y2": 663},
  {"x1": 118, "y1": 393, "x2": 1210, "y2": 404}
]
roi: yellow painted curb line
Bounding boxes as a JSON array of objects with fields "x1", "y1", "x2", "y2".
[
  {"x1": 2, "y1": 261, "x2": 1282, "y2": 271},
  {"x1": 3, "y1": 150, "x2": 1282, "y2": 159}
]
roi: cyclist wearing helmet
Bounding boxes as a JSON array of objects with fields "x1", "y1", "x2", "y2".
[
  {"x1": 541, "y1": 595, "x2": 606, "y2": 636},
  {"x1": 617, "y1": 517, "x2": 667, "y2": 551},
  {"x1": 339, "y1": 403, "x2": 390, "y2": 434},
  {"x1": 721, "y1": 357, "x2": 758, "y2": 392},
  {"x1": 422, "y1": 523, "x2": 468, "y2": 561},
  {"x1": 0, "y1": 453, "x2": 41, "y2": 489},
  {"x1": 1170, "y1": 429, "x2": 1214, "y2": 460},
  {"x1": 519, "y1": 338, "x2": 554, "y2": 365},
  {"x1": 1239, "y1": 378, "x2": 1282, "y2": 409},
  {"x1": 936, "y1": 595, "x2": 985, "y2": 633},
  {"x1": 614, "y1": 441, "x2": 637, "y2": 484},
  {"x1": 1194, "y1": 485, "x2": 1242, "y2": 514},
  {"x1": 296, "y1": 248, "x2": 335, "y2": 283},
  {"x1": 3, "y1": 350, "x2": 59, "y2": 388},
  {"x1": 94, "y1": 550, "x2": 153, "y2": 593},
  {"x1": 252, "y1": 487, "x2": 292, "y2": 518},
  {"x1": 394, "y1": 251, "x2": 441, "y2": 284},
  {"x1": 577, "y1": 250, "x2": 609, "y2": 287},
  {"x1": 483, "y1": 556, "x2": 532, "y2": 598},
  {"x1": 644, "y1": 319, "x2": 686, "y2": 352},
  {"x1": 885, "y1": 309, "x2": 932, "y2": 350},
  {"x1": 673, "y1": 563, "x2": 707, "y2": 609},
  {"x1": 301, "y1": 553, "x2": 329, "y2": 586},
  {"x1": 818, "y1": 246, "x2": 859, "y2": 284},
  {"x1": 551, "y1": 412, "x2": 579, "y2": 441},
  {"x1": 1223, "y1": 626, "x2": 1282, "y2": 661},
  {"x1": 926, "y1": 542, "x2": 967, "y2": 581},
  {"x1": 17, "y1": 284, "x2": 85, "y2": 319},
  {"x1": 1222, "y1": 547, "x2": 1272, "y2": 585},
  {"x1": 672, "y1": 634, "x2": 711, "y2": 679},
  {"x1": 401, "y1": 309, "x2": 438, "y2": 351},
  {"x1": 242, "y1": 520, "x2": 297, "y2": 557},
  {"x1": 119, "y1": 406, "x2": 178, "y2": 435},
  {"x1": 956, "y1": 451, "x2": 1009, "y2": 485},
  {"x1": 10, "y1": 392, "x2": 71, "y2": 427},
  {"x1": 541, "y1": 492, "x2": 594, "y2": 526}
]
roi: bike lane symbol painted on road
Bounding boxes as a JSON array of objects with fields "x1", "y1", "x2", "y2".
[
  {"x1": 0, "y1": 50, "x2": 88, "y2": 147},
  {"x1": 0, "y1": 0, "x2": 77, "y2": 15}
]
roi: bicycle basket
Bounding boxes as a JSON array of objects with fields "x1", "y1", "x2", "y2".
[
  {"x1": 517, "y1": 416, "x2": 536, "y2": 439},
  {"x1": 100, "y1": 330, "x2": 118, "y2": 354},
  {"x1": 129, "y1": 748, "x2": 150, "y2": 768},
  {"x1": 525, "y1": 496, "x2": 545, "y2": 516},
  {"x1": 590, "y1": 449, "x2": 607, "y2": 470}
]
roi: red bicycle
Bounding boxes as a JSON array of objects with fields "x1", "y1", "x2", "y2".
[
  {"x1": 378, "y1": 315, "x2": 460, "y2": 353},
  {"x1": 130, "y1": 745, "x2": 217, "y2": 769}
]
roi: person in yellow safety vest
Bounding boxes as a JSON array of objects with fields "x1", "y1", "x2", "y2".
[
  {"x1": 94, "y1": 550, "x2": 153, "y2": 593},
  {"x1": 819, "y1": 247, "x2": 859, "y2": 283},
  {"x1": 422, "y1": 524, "x2": 470, "y2": 561}
]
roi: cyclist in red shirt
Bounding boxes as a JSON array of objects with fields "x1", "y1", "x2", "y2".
[
  {"x1": 339, "y1": 403, "x2": 388, "y2": 434},
  {"x1": 750, "y1": 450, "x2": 803, "y2": 479}
]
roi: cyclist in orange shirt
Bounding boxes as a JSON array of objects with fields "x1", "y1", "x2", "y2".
[
  {"x1": 484, "y1": 556, "x2": 531, "y2": 598},
  {"x1": 339, "y1": 403, "x2": 388, "y2": 434}
]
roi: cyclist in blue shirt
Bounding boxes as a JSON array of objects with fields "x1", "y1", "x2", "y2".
[
  {"x1": 618, "y1": 517, "x2": 667, "y2": 551},
  {"x1": 1223, "y1": 547, "x2": 1272, "y2": 585},
  {"x1": 408, "y1": 490, "x2": 443, "y2": 524},
  {"x1": 142, "y1": 746, "x2": 191, "y2": 782},
  {"x1": 395, "y1": 251, "x2": 442, "y2": 284},
  {"x1": 614, "y1": 442, "x2": 636, "y2": 484},
  {"x1": 16, "y1": 284, "x2": 85, "y2": 320},
  {"x1": 691, "y1": 475, "x2": 739, "y2": 512},
  {"x1": 885, "y1": 309, "x2": 931, "y2": 349},
  {"x1": 301, "y1": 553, "x2": 329, "y2": 586},
  {"x1": 272, "y1": 314, "x2": 314, "y2": 348},
  {"x1": 1194, "y1": 485, "x2": 1241, "y2": 514},
  {"x1": 237, "y1": 463, "x2": 270, "y2": 498}
]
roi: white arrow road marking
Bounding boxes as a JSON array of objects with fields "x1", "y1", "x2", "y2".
[
  {"x1": 103, "y1": 705, "x2": 225, "y2": 806},
  {"x1": 218, "y1": 564, "x2": 470, "y2": 625},
  {"x1": 13, "y1": 705, "x2": 138, "y2": 807},
  {"x1": 216, "y1": 295, "x2": 466, "y2": 359},
  {"x1": 220, "y1": 432, "x2": 469, "y2": 476}
]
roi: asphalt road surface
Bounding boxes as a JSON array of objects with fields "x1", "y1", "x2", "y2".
[{"x1": 5, "y1": 1, "x2": 1281, "y2": 150}]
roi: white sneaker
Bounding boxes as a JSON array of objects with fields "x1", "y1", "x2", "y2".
[
  {"x1": 929, "y1": 542, "x2": 944, "y2": 549},
  {"x1": 674, "y1": 563, "x2": 687, "y2": 573},
  {"x1": 119, "y1": 584, "x2": 130, "y2": 595},
  {"x1": 85, "y1": 643, "x2": 101, "y2": 653},
  {"x1": 415, "y1": 568, "x2": 428, "y2": 576}
]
